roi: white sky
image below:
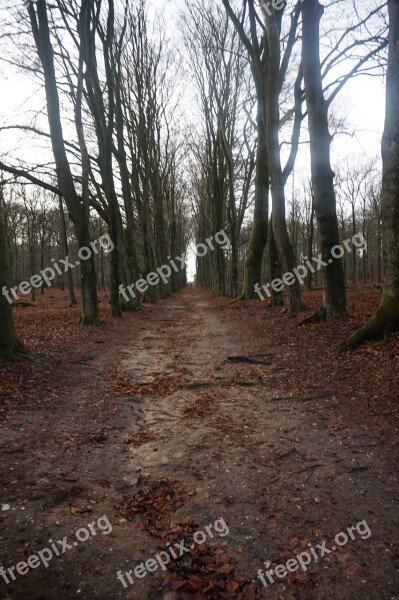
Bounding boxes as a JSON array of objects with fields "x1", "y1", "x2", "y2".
[{"x1": 332, "y1": 75, "x2": 385, "y2": 160}]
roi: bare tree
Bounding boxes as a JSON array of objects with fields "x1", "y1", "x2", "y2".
[
  {"x1": 261, "y1": 1, "x2": 305, "y2": 312},
  {"x1": 301, "y1": 0, "x2": 347, "y2": 320},
  {"x1": 338, "y1": 0, "x2": 399, "y2": 348},
  {"x1": 27, "y1": 0, "x2": 99, "y2": 324},
  {"x1": 182, "y1": 0, "x2": 255, "y2": 297},
  {"x1": 221, "y1": 0, "x2": 271, "y2": 299},
  {"x1": 0, "y1": 195, "x2": 29, "y2": 362}
]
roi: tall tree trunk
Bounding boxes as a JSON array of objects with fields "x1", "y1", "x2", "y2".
[
  {"x1": 351, "y1": 203, "x2": 356, "y2": 284},
  {"x1": 263, "y1": 8, "x2": 305, "y2": 313},
  {"x1": 363, "y1": 222, "x2": 367, "y2": 283},
  {"x1": 377, "y1": 215, "x2": 382, "y2": 284},
  {"x1": 230, "y1": 234, "x2": 239, "y2": 298},
  {"x1": 306, "y1": 191, "x2": 315, "y2": 291},
  {"x1": 114, "y1": 70, "x2": 141, "y2": 310},
  {"x1": 221, "y1": 0, "x2": 270, "y2": 300},
  {"x1": 267, "y1": 217, "x2": 283, "y2": 306},
  {"x1": 80, "y1": 0, "x2": 122, "y2": 317},
  {"x1": 0, "y1": 207, "x2": 29, "y2": 362},
  {"x1": 240, "y1": 94, "x2": 269, "y2": 299},
  {"x1": 220, "y1": 127, "x2": 239, "y2": 298},
  {"x1": 40, "y1": 228, "x2": 45, "y2": 296},
  {"x1": 58, "y1": 196, "x2": 77, "y2": 307},
  {"x1": 338, "y1": 0, "x2": 399, "y2": 348},
  {"x1": 302, "y1": 0, "x2": 347, "y2": 320},
  {"x1": 28, "y1": 0, "x2": 99, "y2": 324}
]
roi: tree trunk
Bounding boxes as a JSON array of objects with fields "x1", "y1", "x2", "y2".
[
  {"x1": 306, "y1": 191, "x2": 315, "y2": 291},
  {"x1": 377, "y1": 215, "x2": 382, "y2": 283},
  {"x1": 221, "y1": 0, "x2": 271, "y2": 301},
  {"x1": 267, "y1": 217, "x2": 283, "y2": 306},
  {"x1": 58, "y1": 196, "x2": 77, "y2": 306},
  {"x1": 28, "y1": 1, "x2": 99, "y2": 324},
  {"x1": 263, "y1": 9, "x2": 305, "y2": 313},
  {"x1": 0, "y1": 207, "x2": 29, "y2": 362},
  {"x1": 40, "y1": 229, "x2": 45, "y2": 296},
  {"x1": 114, "y1": 71, "x2": 141, "y2": 310},
  {"x1": 338, "y1": 0, "x2": 399, "y2": 349},
  {"x1": 351, "y1": 203, "x2": 356, "y2": 284},
  {"x1": 302, "y1": 0, "x2": 347, "y2": 320},
  {"x1": 230, "y1": 233, "x2": 239, "y2": 298},
  {"x1": 80, "y1": 0, "x2": 122, "y2": 318},
  {"x1": 240, "y1": 95, "x2": 269, "y2": 299},
  {"x1": 220, "y1": 127, "x2": 239, "y2": 298}
]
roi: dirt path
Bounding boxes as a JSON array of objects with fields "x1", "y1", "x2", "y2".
[{"x1": 1, "y1": 286, "x2": 398, "y2": 600}]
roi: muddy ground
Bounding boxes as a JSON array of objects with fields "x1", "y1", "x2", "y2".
[{"x1": 0, "y1": 286, "x2": 398, "y2": 600}]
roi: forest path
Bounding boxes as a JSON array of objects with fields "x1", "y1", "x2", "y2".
[{"x1": 1, "y1": 286, "x2": 398, "y2": 600}]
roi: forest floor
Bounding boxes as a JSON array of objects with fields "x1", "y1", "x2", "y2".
[{"x1": 0, "y1": 285, "x2": 398, "y2": 600}]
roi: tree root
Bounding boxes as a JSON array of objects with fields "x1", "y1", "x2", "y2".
[
  {"x1": 228, "y1": 294, "x2": 244, "y2": 305},
  {"x1": 228, "y1": 292, "x2": 259, "y2": 304},
  {"x1": 270, "y1": 295, "x2": 284, "y2": 308},
  {"x1": 123, "y1": 304, "x2": 142, "y2": 312},
  {"x1": 0, "y1": 340, "x2": 32, "y2": 363},
  {"x1": 336, "y1": 296, "x2": 399, "y2": 351},
  {"x1": 298, "y1": 306, "x2": 327, "y2": 325},
  {"x1": 298, "y1": 304, "x2": 348, "y2": 325},
  {"x1": 78, "y1": 315, "x2": 101, "y2": 325},
  {"x1": 286, "y1": 298, "x2": 308, "y2": 315}
]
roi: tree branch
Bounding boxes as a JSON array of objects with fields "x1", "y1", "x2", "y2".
[{"x1": 0, "y1": 161, "x2": 61, "y2": 195}]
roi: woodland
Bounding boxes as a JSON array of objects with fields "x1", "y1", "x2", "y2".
[{"x1": 0, "y1": 1, "x2": 398, "y2": 599}]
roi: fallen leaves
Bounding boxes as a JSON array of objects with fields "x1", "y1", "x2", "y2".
[
  {"x1": 1, "y1": 286, "x2": 398, "y2": 600},
  {"x1": 124, "y1": 428, "x2": 159, "y2": 446},
  {"x1": 160, "y1": 542, "x2": 255, "y2": 599},
  {"x1": 108, "y1": 367, "x2": 185, "y2": 399},
  {"x1": 114, "y1": 477, "x2": 185, "y2": 534},
  {"x1": 183, "y1": 392, "x2": 215, "y2": 417},
  {"x1": 114, "y1": 477, "x2": 257, "y2": 599}
]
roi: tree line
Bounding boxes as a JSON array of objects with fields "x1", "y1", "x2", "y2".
[
  {"x1": 0, "y1": 0, "x2": 189, "y2": 360},
  {"x1": 0, "y1": 0, "x2": 398, "y2": 362},
  {"x1": 184, "y1": 0, "x2": 398, "y2": 348}
]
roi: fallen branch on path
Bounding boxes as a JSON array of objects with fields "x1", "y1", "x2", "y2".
[
  {"x1": 184, "y1": 381, "x2": 214, "y2": 389},
  {"x1": 227, "y1": 353, "x2": 273, "y2": 365}
]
